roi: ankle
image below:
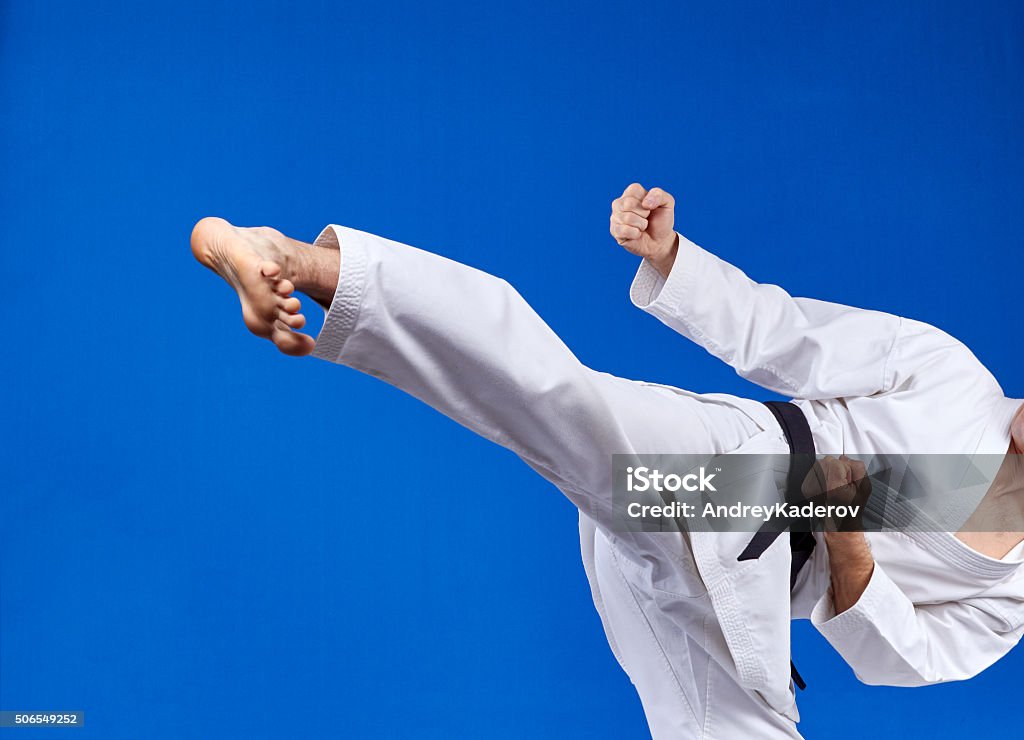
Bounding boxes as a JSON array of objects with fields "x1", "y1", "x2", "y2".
[
  {"x1": 273, "y1": 234, "x2": 310, "y2": 287},
  {"x1": 273, "y1": 235, "x2": 338, "y2": 305},
  {"x1": 297, "y1": 245, "x2": 339, "y2": 307}
]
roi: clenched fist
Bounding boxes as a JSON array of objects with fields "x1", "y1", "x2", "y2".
[
  {"x1": 610, "y1": 183, "x2": 679, "y2": 278},
  {"x1": 801, "y1": 455, "x2": 872, "y2": 533}
]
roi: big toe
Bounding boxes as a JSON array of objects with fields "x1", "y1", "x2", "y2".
[
  {"x1": 242, "y1": 305, "x2": 273, "y2": 338},
  {"x1": 272, "y1": 324, "x2": 315, "y2": 356}
]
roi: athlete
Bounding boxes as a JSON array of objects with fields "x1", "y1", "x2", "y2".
[{"x1": 191, "y1": 184, "x2": 1024, "y2": 738}]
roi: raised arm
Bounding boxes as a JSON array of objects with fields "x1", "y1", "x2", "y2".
[{"x1": 611, "y1": 183, "x2": 904, "y2": 400}]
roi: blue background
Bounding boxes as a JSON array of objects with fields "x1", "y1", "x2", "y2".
[{"x1": 1, "y1": 1, "x2": 1021, "y2": 737}]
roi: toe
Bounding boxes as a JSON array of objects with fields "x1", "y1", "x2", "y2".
[
  {"x1": 242, "y1": 305, "x2": 273, "y2": 338},
  {"x1": 259, "y1": 261, "x2": 282, "y2": 278},
  {"x1": 272, "y1": 323, "x2": 315, "y2": 356},
  {"x1": 279, "y1": 311, "x2": 306, "y2": 329},
  {"x1": 274, "y1": 279, "x2": 295, "y2": 296},
  {"x1": 280, "y1": 296, "x2": 301, "y2": 314}
]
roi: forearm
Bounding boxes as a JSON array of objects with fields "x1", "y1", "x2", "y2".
[
  {"x1": 812, "y1": 544, "x2": 1019, "y2": 686},
  {"x1": 824, "y1": 531, "x2": 875, "y2": 614},
  {"x1": 630, "y1": 232, "x2": 904, "y2": 399}
]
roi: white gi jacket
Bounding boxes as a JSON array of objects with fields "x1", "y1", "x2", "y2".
[
  {"x1": 310, "y1": 224, "x2": 1024, "y2": 737},
  {"x1": 630, "y1": 236, "x2": 1024, "y2": 695}
]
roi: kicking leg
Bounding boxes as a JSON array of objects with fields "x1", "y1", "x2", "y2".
[
  {"x1": 192, "y1": 219, "x2": 769, "y2": 527},
  {"x1": 191, "y1": 218, "x2": 788, "y2": 707}
]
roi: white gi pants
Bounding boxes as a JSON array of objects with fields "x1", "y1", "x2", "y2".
[{"x1": 310, "y1": 225, "x2": 802, "y2": 738}]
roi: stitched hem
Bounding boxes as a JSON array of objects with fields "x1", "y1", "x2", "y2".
[
  {"x1": 312, "y1": 225, "x2": 369, "y2": 363},
  {"x1": 689, "y1": 532, "x2": 769, "y2": 689},
  {"x1": 629, "y1": 256, "x2": 667, "y2": 308},
  {"x1": 810, "y1": 562, "x2": 891, "y2": 639},
  {"x1": 607, "y1": 539, "x2": 702, "y2": 728}
]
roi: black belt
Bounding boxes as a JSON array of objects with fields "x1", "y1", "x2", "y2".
[{"x1": 737, "y1": 401, "x2": 817, "y2": 691}]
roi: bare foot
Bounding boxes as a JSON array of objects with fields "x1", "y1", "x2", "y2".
[{"x1": 191, "y1": 217, "x2": 316, "y2": 356}]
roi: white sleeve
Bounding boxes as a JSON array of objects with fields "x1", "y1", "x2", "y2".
[
  {"x1": 629, "y1": 233, "x2": 904, "y2": 400},
  {"x1": 810, "y1": 562, "x2": 1024, "y2": 686}
]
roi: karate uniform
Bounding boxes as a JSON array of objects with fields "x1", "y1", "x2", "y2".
[{"x1": 310, "y1": 224, "x2": 1024, "y2": 739}]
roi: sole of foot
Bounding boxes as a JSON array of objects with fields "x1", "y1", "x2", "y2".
[{"x1": 191, "y1": 217, "x2": 315, "y2": 356}]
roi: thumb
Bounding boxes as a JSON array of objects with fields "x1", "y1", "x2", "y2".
[{"x1": 642, "y1": 187, "x2": 675, "y2": 210}]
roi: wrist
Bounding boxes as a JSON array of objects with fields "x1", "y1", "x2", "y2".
[
  {"x1": 824, "y1": 531, "x2": 871, "y2": 563},
  {"x1": 649, "y1": 233, "x2": 679, "y2": 279},
  {"x1": 825, "y1": 532, "x2": 874, "y2": 613}
]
